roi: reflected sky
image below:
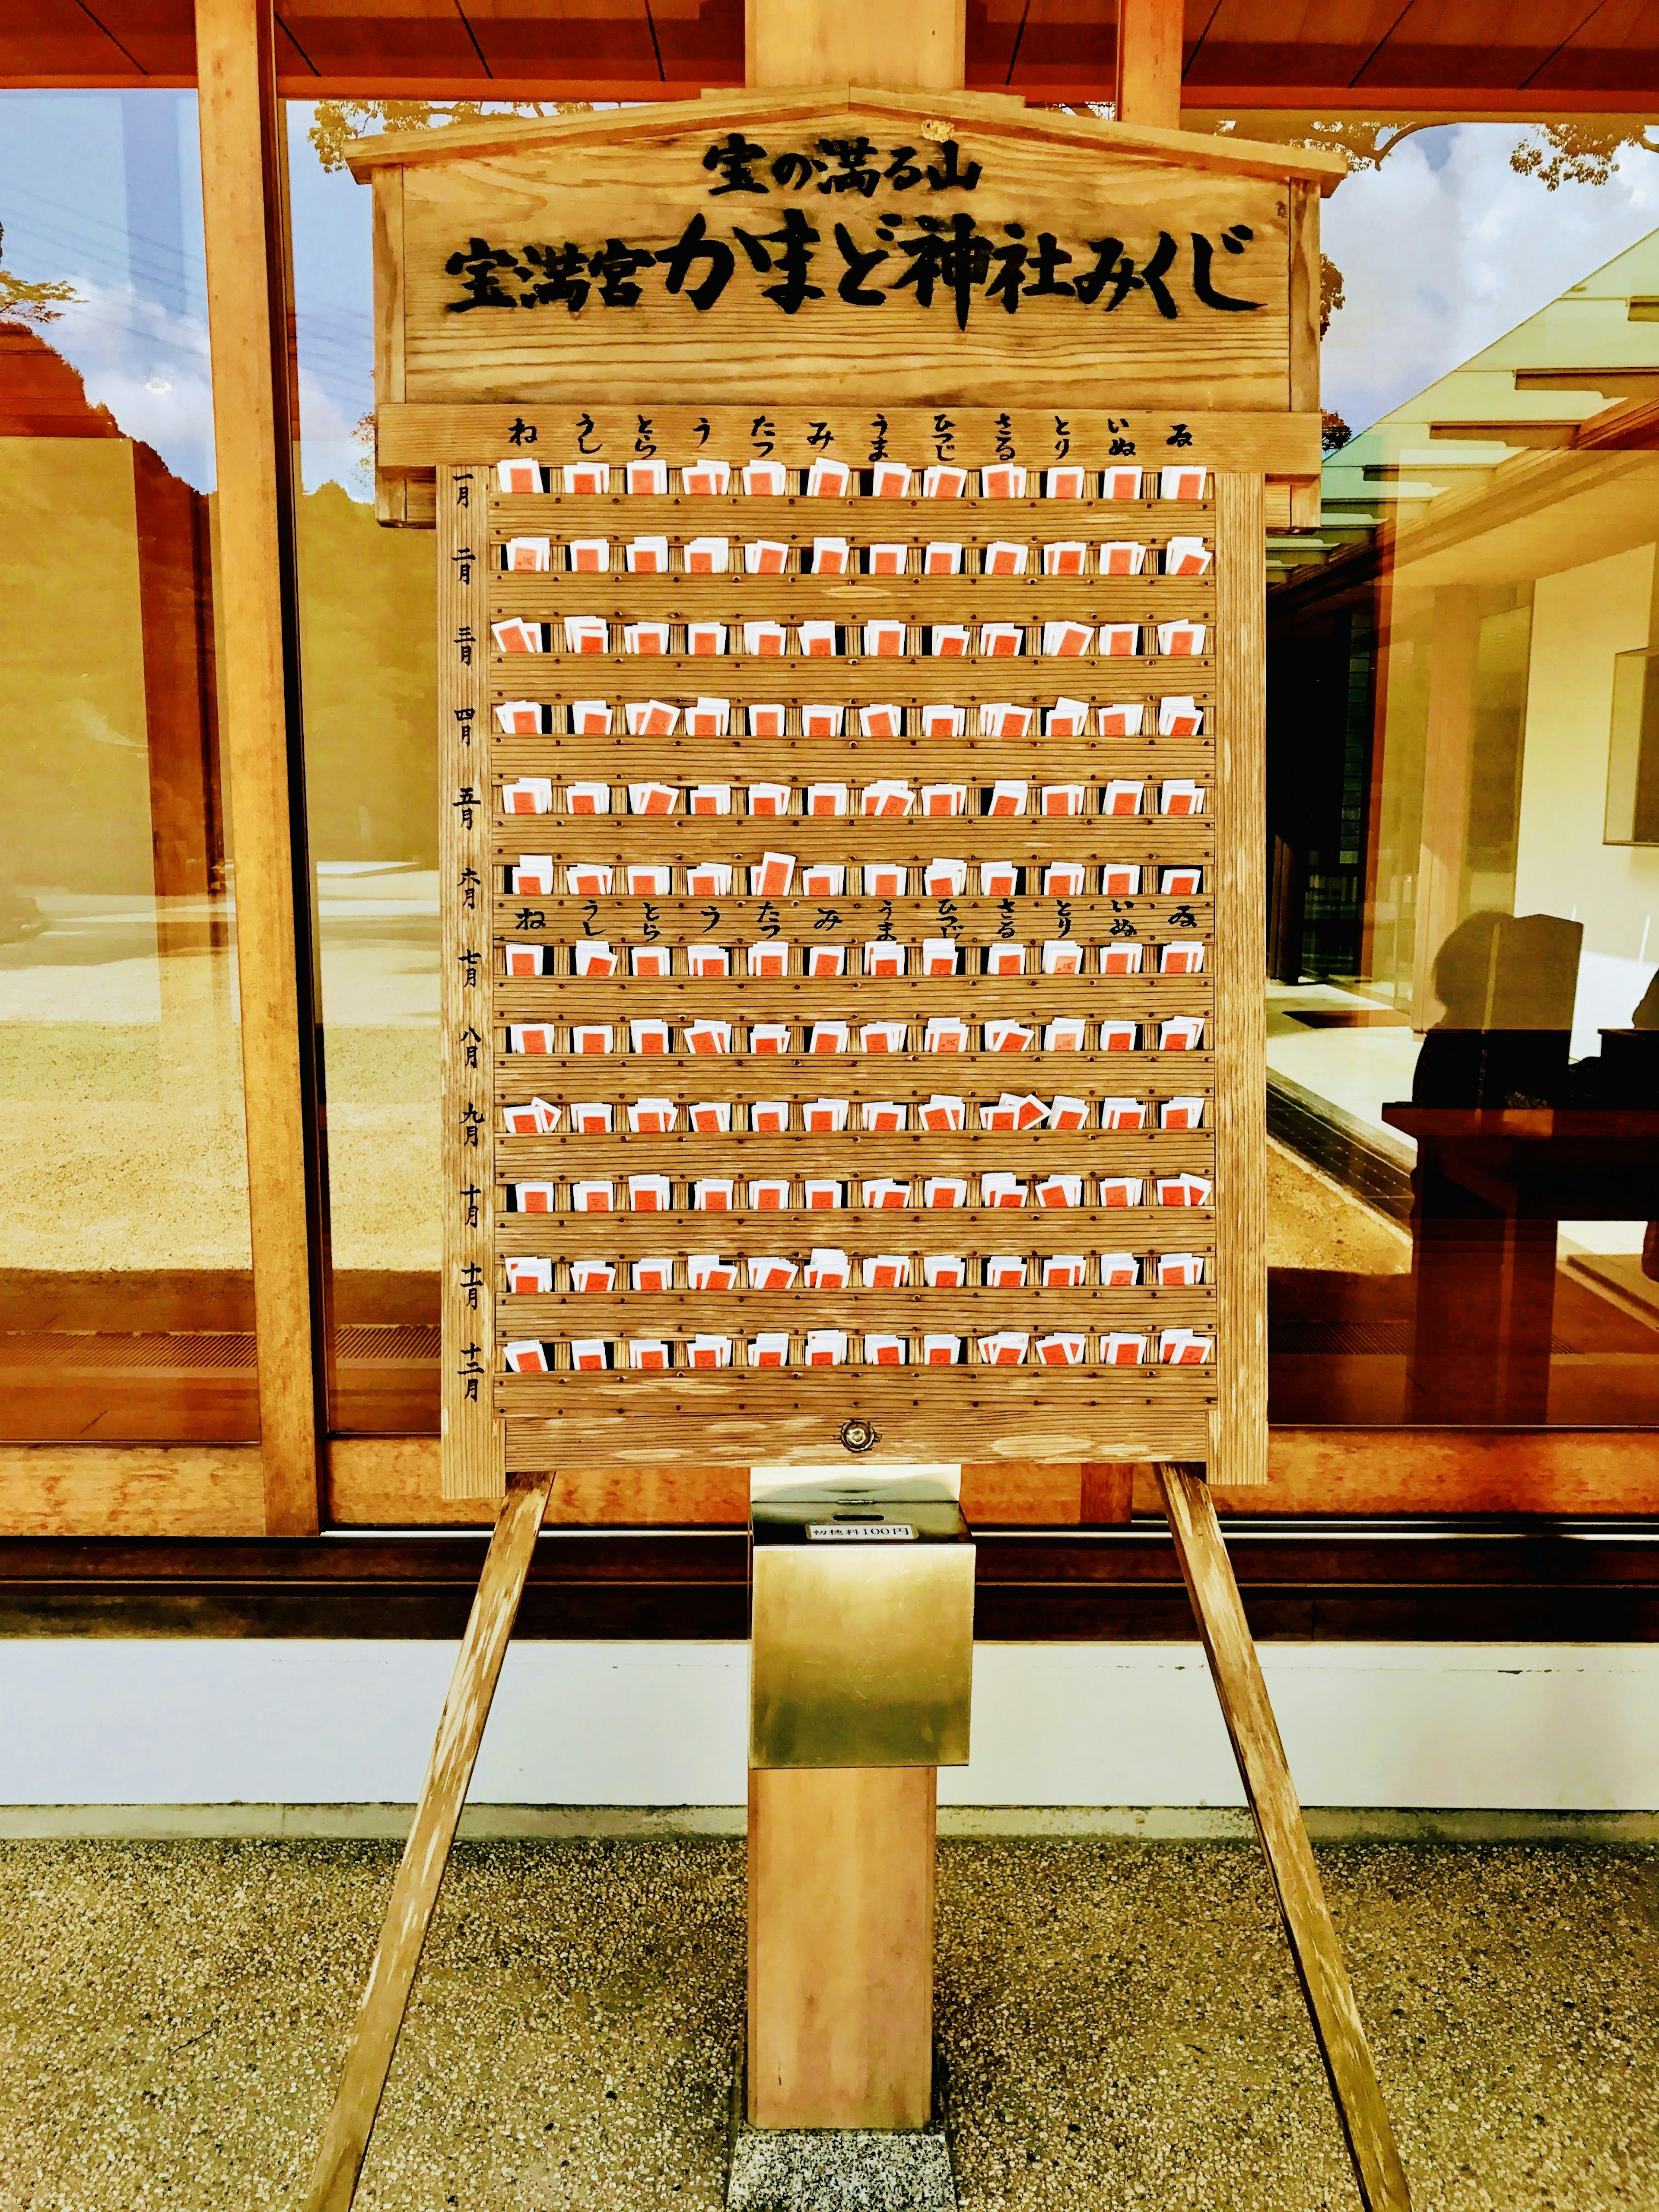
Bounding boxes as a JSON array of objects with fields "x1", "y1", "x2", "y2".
[
  {"x1": 1320, "y1": 124, "x2": 1659, "y2": 435},
  {"x1": 9, "y1": 100, "x2": 1659, "y2": 486},
  {"x1": 0, "y1": 91, "x2": 214, "y2": 489},
  {"x1": 286, "y1": 102, "x2": 376, "y2": 499}
]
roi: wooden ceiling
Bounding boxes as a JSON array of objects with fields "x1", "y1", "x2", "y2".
[{"x1": 6, "y1": 0, "x2": 1657, "y2": 105}]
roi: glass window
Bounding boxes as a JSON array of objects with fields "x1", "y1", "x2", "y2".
[
  {"x1": 286, "y1": 96, "x2": 600, "y2": 1438},
  {"x1": 0, "y1": 90, "x2": 256, "y2": 1442},
  {"x1": 289, "y1": 100, "x2": 447, "y2": 1436},
  {"x1": 1266, "y1": 118, "x2": 1659, "y2": 1431}
]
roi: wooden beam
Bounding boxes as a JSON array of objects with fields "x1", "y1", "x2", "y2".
[
  {"x1": 1571, "y1": 394, "x2": 1659, "y2": 452},
  {"x1": 371, "y1": 168, "x2": 416, "y2": 525},
  {"x1": 133, "y1": 446, "x2": 223, "y2": 909},
  {"x1": 1114, "y1": 0, "x2": 1182, "y2": 130},
  {"x1": 194, "y1": 0, "x2": 329, "y2": 1534},
  {"x1": 1285, "y1": 178, "x2": 1322, "y2": 528},
  {"x1": 5, "y1": 1425, "x2": 1659, "y2": 1537},
  {"x1": 301, "y1": 1466, "x2": 556, "y2": 2210},
  {"x1": 1157, "y1": 1462, "x2": 1412, "y2": 2212},
  {"x1": 1428, "y1": 421, "x2": 1579, "y2": 447},
  {"x1": 1514, "y1": 368, "x2": 1659, "y2": 398},
  {"x1": 745, "y1": 0, "x2": 964, "y2": 91}
]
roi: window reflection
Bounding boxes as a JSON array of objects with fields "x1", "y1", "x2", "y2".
[
  {"x1": 1268, "y1": 142, "x2": 1659, "y2": 1426},
  {"x1": 0, "y1": 90, "x2": 254, "y2": 1441},
  {"x1": 287, "y1": 97, "x2": 602, "y2": 1434},
  {"x1": 290, "y1": 99, "x2": 441, "y2": 1432}
]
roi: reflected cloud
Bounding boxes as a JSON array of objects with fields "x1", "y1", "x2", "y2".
[
  {"x1": 1324, "y1": 126, "x2": 1659, "y2": 436},
  {"x1": 42, "y1": 281, "x2": 214, "y2": 490}
]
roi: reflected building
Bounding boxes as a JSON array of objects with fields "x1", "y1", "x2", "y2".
[{"x1": 1267, "y1": 225, "x2": 1659, "y2": 1429}]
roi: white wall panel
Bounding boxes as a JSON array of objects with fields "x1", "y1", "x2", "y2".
[{"x1": 0, "y1": 1640, "x2": 1655, "y2": 1810}]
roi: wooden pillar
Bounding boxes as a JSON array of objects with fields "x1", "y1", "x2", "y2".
[
  {"x1": 1080, "y1": 1461, "x2": 1135, "y2": 1524},
  {"x1": 745, "y1": 0, "x2": 965, "y2": 90},
  {"x1": 1114, "y1": 0, "x2": 1183, "y2": 129},
  {"x1": 195, "y1": 0, "x2": 330, "y2": 1532},
  {"x1": 134, "y1": 443, "x2": 223, "y2": 915},
  {"x1": 134, "y1": 440, "x2": 240, "y2": 1122},
  {"x1": 748, "y1": 1766, "x2": 936, "y2": 2129},
  {"x1": 1410, "y1": 586, "x2": 1483, "y2": 1030}
]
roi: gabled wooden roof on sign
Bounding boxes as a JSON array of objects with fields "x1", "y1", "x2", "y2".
[{"x1": 343, "y1": 87, "x2": 1349, "y2": 192}]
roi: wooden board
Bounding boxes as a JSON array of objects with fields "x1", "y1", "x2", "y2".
[
  {"x1": 366, "y1": 101, "x2": 1321, "y2": 1495},
  {"x1": 1211, "y1": 473, "x2": 1268, "y2": 1484},
  {"x1": 359, "y1": 97, "x2": 1303, "y2": 421},
  {"x1": 344, "y1": 91, "x2": 1348, "y2": 194},
  {"x1": 433, "y1": 429, "x2": 1245, "y2": 1478}
]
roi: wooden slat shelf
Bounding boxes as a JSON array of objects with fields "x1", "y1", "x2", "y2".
[
  {"x1": 496, "y1": 1132, "x2": 1211, "y2": 1167},
  {"x1": 489, "y1": 740, "x2": 1216, "y2": 777},
  {"x1": 490, "y1": 578, "x2": 1215, "y2": 618},
  {"x1": 492, "y1": 1052, "x2": 1217, "y2": 1084},
  {"x1": 494, "y1": 1208, "x2": 1217, "y2": 1254},
  {"x1": 490, "y1": 493, "x2": 1217, "y2": 529},
  {"x1": 498, "y1": 1290, "x2": 1215, "y2": 1327},
  {"x1": 494, "y1": 806, "x2": 1214, "y2": 834},
  {"x1": 498, "y1": 1366, "x2": 1217, "y2": 1406},
  {"x1": 508, "y1": 1360, "x2": 1208, "y2": 1382},
  {"x1": 495, "y1": 977, "x2": 1209, "y2": 1013},
  {"x1": 486, "y1": 823, "x2": 1214, "y2": 861},
  {"x1": 484, "y1": 656, "x2": 1217, "y2": 697}
]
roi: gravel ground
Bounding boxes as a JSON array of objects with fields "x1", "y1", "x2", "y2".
[{"x1": 0, "y1": 1838, "x2": 1651, "y2": 2211}]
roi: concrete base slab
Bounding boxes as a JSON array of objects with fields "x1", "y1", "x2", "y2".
[{"x1": 726, "y1": 2130, "x2": 957, "y2": 2210}]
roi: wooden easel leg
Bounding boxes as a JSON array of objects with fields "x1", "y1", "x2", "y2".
[
  {"x1": 1156, "y1": 1462, "x2": 1412, "y2": 2212},
  {"x1": 301, "y1": 1467, "x2": 556, "y2": 2212}
]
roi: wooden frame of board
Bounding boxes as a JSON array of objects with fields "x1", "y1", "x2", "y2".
[
  {"x1": 436, "y1": 429, "x2": 1268, "y2": 1493},
  {"x1": 348, "y1": 90, "x2": 1338, "y2": 1503}
]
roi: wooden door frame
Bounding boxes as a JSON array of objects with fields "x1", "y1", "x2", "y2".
[{"x1": 194, "y1": 0, "x2": 331, "y2": 1532}]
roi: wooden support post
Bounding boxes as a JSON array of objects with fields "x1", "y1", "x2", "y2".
[
  {"x1": 1113, "y1": 0, "x2": 1183, "y2": 129},
  {"x1": 1286, "y1": 178, "x2": 1323, "y2": 529},
  {"x1": 745, "y1": 0, "x2": 965, "y2": 91},
  {"x1": 195, "y1": 0, "x2": 329, "y2": 1533},
  {"x1": 748, "y1": 1765, "x2": 937, "y2": 2129},
  {"x1": 134, "y1": 444, "x2": 222, "y2": 919},
  {"x1": 1079, "y1": 1461, "x2": 1135, "y2": 1524},
  {"x1": 1409, "y1": 585, "x2": 1483, "y2": 1030},
  {"x1": 1156, "y1": 1462, "x2": 1412, "y2": 2212},
  {"x1": 301, "y1": 1469, "x2": 556, "y2": 2211}
]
